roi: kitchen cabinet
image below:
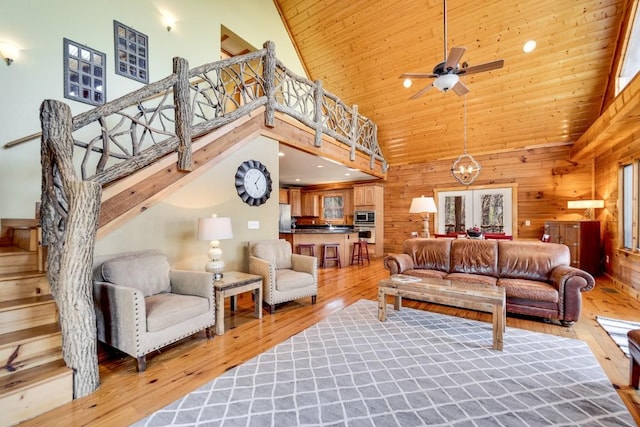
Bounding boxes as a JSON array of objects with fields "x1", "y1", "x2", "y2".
[
  {"x1": 289, "y1": 189, "x2": 302, "y2": 217},
  {"x1": 279, "y1": 189, "x2": 288, "y2": 204},
  {"x1": 354, "y1": 185, "x2": 383, "y2": 207},
  {"x1": 301, "y1": 193, "x2": 320, "y2": 217},
  {"x1": 544, "y1": 220, "x2": 601, "y2": 276}
]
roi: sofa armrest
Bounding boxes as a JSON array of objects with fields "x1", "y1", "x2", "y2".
[
  {"x1": 383, "y1": 253, "x2": 415, "y2": 275},
  {"x1": 249, "y1": 256, "x2": 276, "y2": 303},
  {"x1": 548, "y1": 265, "x2": 595, "y2": 324},
  {"x1": 549, "y1": 265, "x2": 595, "y2": 293},
  {"x1": 291, "y1": 253, "x2": 317, "y2": 279},
  {"x1": 170, "y1": 270, "x2": 215, "y2": 311},
  {"x1": 93, "y1": 280, "x2": 146, "y2": 357}
]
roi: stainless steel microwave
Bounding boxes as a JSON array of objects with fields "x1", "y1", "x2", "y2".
[{"x1": 354, "y1": 210, "x2": 375, "y2": 225}]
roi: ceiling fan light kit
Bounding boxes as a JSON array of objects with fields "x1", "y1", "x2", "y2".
[{"x1": 433, "y1": 73, "x2": 459, "y2": 92}]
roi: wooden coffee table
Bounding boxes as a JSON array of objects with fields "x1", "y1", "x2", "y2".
[
  {"x1": 378, "y1": 275, "x2": 506, "y2": 350},
  {"x1": 214, "y1": 271, "x2": 262, "y2": 335}
]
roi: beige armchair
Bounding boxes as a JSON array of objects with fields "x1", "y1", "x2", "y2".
[
  {"x1": 93, "y1": 250, "x2": 215, "y2": 371},
  {"x1": 249, "y1": 239, "x2": 317, "y2": 314}
]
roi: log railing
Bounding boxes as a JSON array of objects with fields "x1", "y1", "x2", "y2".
[{"x1": 38, "y1": 40, "x2": 386, "y2": 398}]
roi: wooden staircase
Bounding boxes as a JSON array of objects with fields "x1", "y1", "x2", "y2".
[{"x1": 0, "y1": 219, "x2": 73, "y2": 426}]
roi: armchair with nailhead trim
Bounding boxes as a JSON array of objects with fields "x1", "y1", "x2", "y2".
[{"x1": 93, "y1": 250, "x2": 215, "y2": 371}]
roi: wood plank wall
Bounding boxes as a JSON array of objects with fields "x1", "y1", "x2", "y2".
[
  {"x1": 595, "y1": 129, "x2": 640, "y2": 294},
  {"x1": 383, "y1": 146, "x2": 594, "y2": 255}
]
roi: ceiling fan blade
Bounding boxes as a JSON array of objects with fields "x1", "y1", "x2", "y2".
[
  {"x1": 459, "y1": 59, "x2": 504, "y2": 75},
  {"x1": 451, "y1": 81, "x2": 470, "y2": 96},
  {"x1": 444, "y1": 47, "x2": 466, "y2": 71},
  {"x1": 400, "y1": 72, "x2": 438, "y2": 79},
  {"x1": 409, "y1": 83, "x2": 434, "y2": 99}
]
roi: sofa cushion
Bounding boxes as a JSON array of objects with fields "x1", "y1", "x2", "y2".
[
  {"x1": 450, "y1": 239, "x2": 498, "y2": 277},
  {"x1": 275, "y1": 269, "x2": 314, "y2": 291},
  {"x1": 497, "y1": 278, "x2": 559, "y2": 303},
  {"x1": 403, "y1": 238, "x2": 451, "y2": 271},
  {"x1": 145, "y1": 293, "x2": 209, "y2": 332},
  {"x1": 446, "y1": 272, "x2": 498, "y2": 286},
  {"x1": 251, "y1": 240, "x2": 293, "y2": 270},
  {"x1": 498, "y1": 241, "x2": 570, "y2": 282},
  {"x1": 101, "y1": 251, "x2": 171, "y2": 297},
  {"x1": 403, "y1": 269, "x2": 448, "y2": 279}
]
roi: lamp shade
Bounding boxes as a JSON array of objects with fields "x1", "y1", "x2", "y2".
[
  {"x1": 409, "y1": 196, "x2": 437, "y2": 214},
  {"x1": 567, "y1": 200, "x2": 604, "y2": 209},
  {"x1": 433, "y1": 73, "x2": 459, "y2": 92},
  {"x1": 197, "y1": 216, "x2": 233, "y2": 241}
]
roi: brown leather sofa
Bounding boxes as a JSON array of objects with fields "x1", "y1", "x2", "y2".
[{"x1": 383, "y1": 238, "x2": 596, "y2": 325}]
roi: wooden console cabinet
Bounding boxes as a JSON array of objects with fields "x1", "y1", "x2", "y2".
[{"x1": 543, "y1": 220, "x2": 601, "y2": 276}]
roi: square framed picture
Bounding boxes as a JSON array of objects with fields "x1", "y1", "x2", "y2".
[{"x1": 113, "y1": 20, "x2": 149, "y2": 83}]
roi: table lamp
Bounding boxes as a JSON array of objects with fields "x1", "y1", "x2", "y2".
[
  {"x1": 197, "y1": 215, "x2": 233, "y2": 281},
  {"x1": 409, "y1": 196, "x2": 438, "y2": 238}
]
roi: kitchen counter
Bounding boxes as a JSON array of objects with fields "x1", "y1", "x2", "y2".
[
  {"x1": 279, "y1": 230, "x2": 360, "y2": 266},
  {"x1": 280, "y1": 228, "x2": 356, "y2": 234}
]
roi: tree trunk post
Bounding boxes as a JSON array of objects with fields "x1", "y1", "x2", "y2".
[
  {"x1": 263, "y1": 40, "x2": 276, "y2": 128},
  {"x1": 40, "y1": 99, "x2": 101, "y2": 397},
  {"x1": 314, "y1": 80, "x2": 323, "y2": 147},
  {"x1": 173, "y1": 57, "x2": 192, "y2": 172}
]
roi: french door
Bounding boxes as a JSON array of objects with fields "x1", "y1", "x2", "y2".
[{"x1": 434, "y1": 185, "x2": 516, "y2": 236}]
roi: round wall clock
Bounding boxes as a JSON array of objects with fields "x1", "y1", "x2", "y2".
[{"x1": 235, "y1": 160, "x2": 273, "y2": 206}]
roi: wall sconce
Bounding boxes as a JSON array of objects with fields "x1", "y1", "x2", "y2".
[
  {"x1": 567, "y1": 199, "x2": 604, "y2": 220},
  {"x1": 0, "y1": 42, "x2": 20, "y2": 66},
  {"x1": 410, "y1": 196, "x2": 438, "y2": 238},
  {"x1": 162, "y1": 14, "x2": 176, "y2": 32}
]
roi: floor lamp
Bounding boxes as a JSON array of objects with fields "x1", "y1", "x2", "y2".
[{"x1": 410, "y1": 196, "x2": 438, "y2": 238}]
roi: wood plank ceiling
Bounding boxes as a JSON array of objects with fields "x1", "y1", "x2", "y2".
[{"x1": 273, "y1": 0, "x2": 630, "y2": 166}]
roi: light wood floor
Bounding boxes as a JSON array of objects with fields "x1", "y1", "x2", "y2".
[{"x1": 20, "y1": 259, "x2": 640, "y2": 426}]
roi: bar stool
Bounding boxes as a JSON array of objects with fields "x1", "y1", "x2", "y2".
[
  {"x1": 297, "y1": 243, "x2": 316, "y2": 257},
  {"x1": 321, "y1": 243, "x2": 341, "y2": 268},
  {"x1": 350, "y1": 241, "x2": 370, "y2": 266}
]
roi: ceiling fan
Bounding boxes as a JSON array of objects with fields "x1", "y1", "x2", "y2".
[{"x1": 400, "y1": 0, "x2": 504, "y2": 99}]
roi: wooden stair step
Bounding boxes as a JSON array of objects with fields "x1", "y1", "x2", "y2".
[
  {"x1": 0, "y1": 296, "x2": 58, "y2": 335},
  {"x1": 0, "y1": 359, "x2": 73, "y2": 426},
  {"x1": 0, "y1": 324, "x2": 62, "y2": 378},
  {"x1": 0, "y1": 249, "x2": 39, "y2": 275},
  {"x1": 0, "y1": 271, "x2": 49, "y2": 303}
]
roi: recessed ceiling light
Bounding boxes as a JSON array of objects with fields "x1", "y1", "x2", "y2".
[
  {"x1": 278, "y1": 151, "x2": 285, "y2": 157},
  {"x1": 295, "y1": 178, "x2": 301, "y2": 182},
  {"x1": 316, "y1": 164, "x2": 324, "y2": 168},
  {"x1": 403, "y1": 78, "x2": 412, "y2": 88},
  {"x1": 523, "y1": 40, "x2": 537, "y2": 53},
  {"x1": 344, "y1": 173, "x2": 351, "y2": 176}
]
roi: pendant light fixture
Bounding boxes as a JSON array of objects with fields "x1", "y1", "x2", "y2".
[{"x1": 450, "y1": 95, "x2": 481, "y2": 185}]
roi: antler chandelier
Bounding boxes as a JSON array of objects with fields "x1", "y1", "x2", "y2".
[{"x1": 451, "y1": 95, "x2": 481, "y2": 185}]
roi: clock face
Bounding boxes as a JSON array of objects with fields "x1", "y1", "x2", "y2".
[{"x1": 235, "y1": 160, "x2": 272, "y2": 206}]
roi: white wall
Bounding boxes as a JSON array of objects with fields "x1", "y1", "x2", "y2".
[
  {"x1": 0, "y1": 0, "x2": 304, "y2": 219},
  {"x1": 95, "y1": 135, "x2": 280, "y2": 270}
]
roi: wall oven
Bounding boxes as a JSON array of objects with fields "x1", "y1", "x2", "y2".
[
  {"x1": 357, "y1": 226, "x2": 375, "y2": 244},
  {"x1": 354, "y1": 210, "x2": 375, "y2": 225}
]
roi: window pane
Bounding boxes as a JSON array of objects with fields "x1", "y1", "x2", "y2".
[{"x1": 623, "y1": 164, "x2": 633, "y2": 249}]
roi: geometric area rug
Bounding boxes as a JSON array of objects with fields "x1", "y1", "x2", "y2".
[
  {"x1": 596, "y1": 316, "x2": 640, "y2": 358},
  {"x1": 133, "y1": 299, "x2": 634, "y2": 426}
]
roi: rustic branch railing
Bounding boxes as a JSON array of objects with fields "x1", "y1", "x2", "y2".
[
  {"x1": 38, "y1": 40, "x2": 386, "y2": 398},
  {"x1": 63, "y1": 40, "x2": 386, "y2": 185}
]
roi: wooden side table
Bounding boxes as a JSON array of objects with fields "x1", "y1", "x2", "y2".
[{"x1": 214, "y1": 271, "x2": 262, "y2": 335}]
